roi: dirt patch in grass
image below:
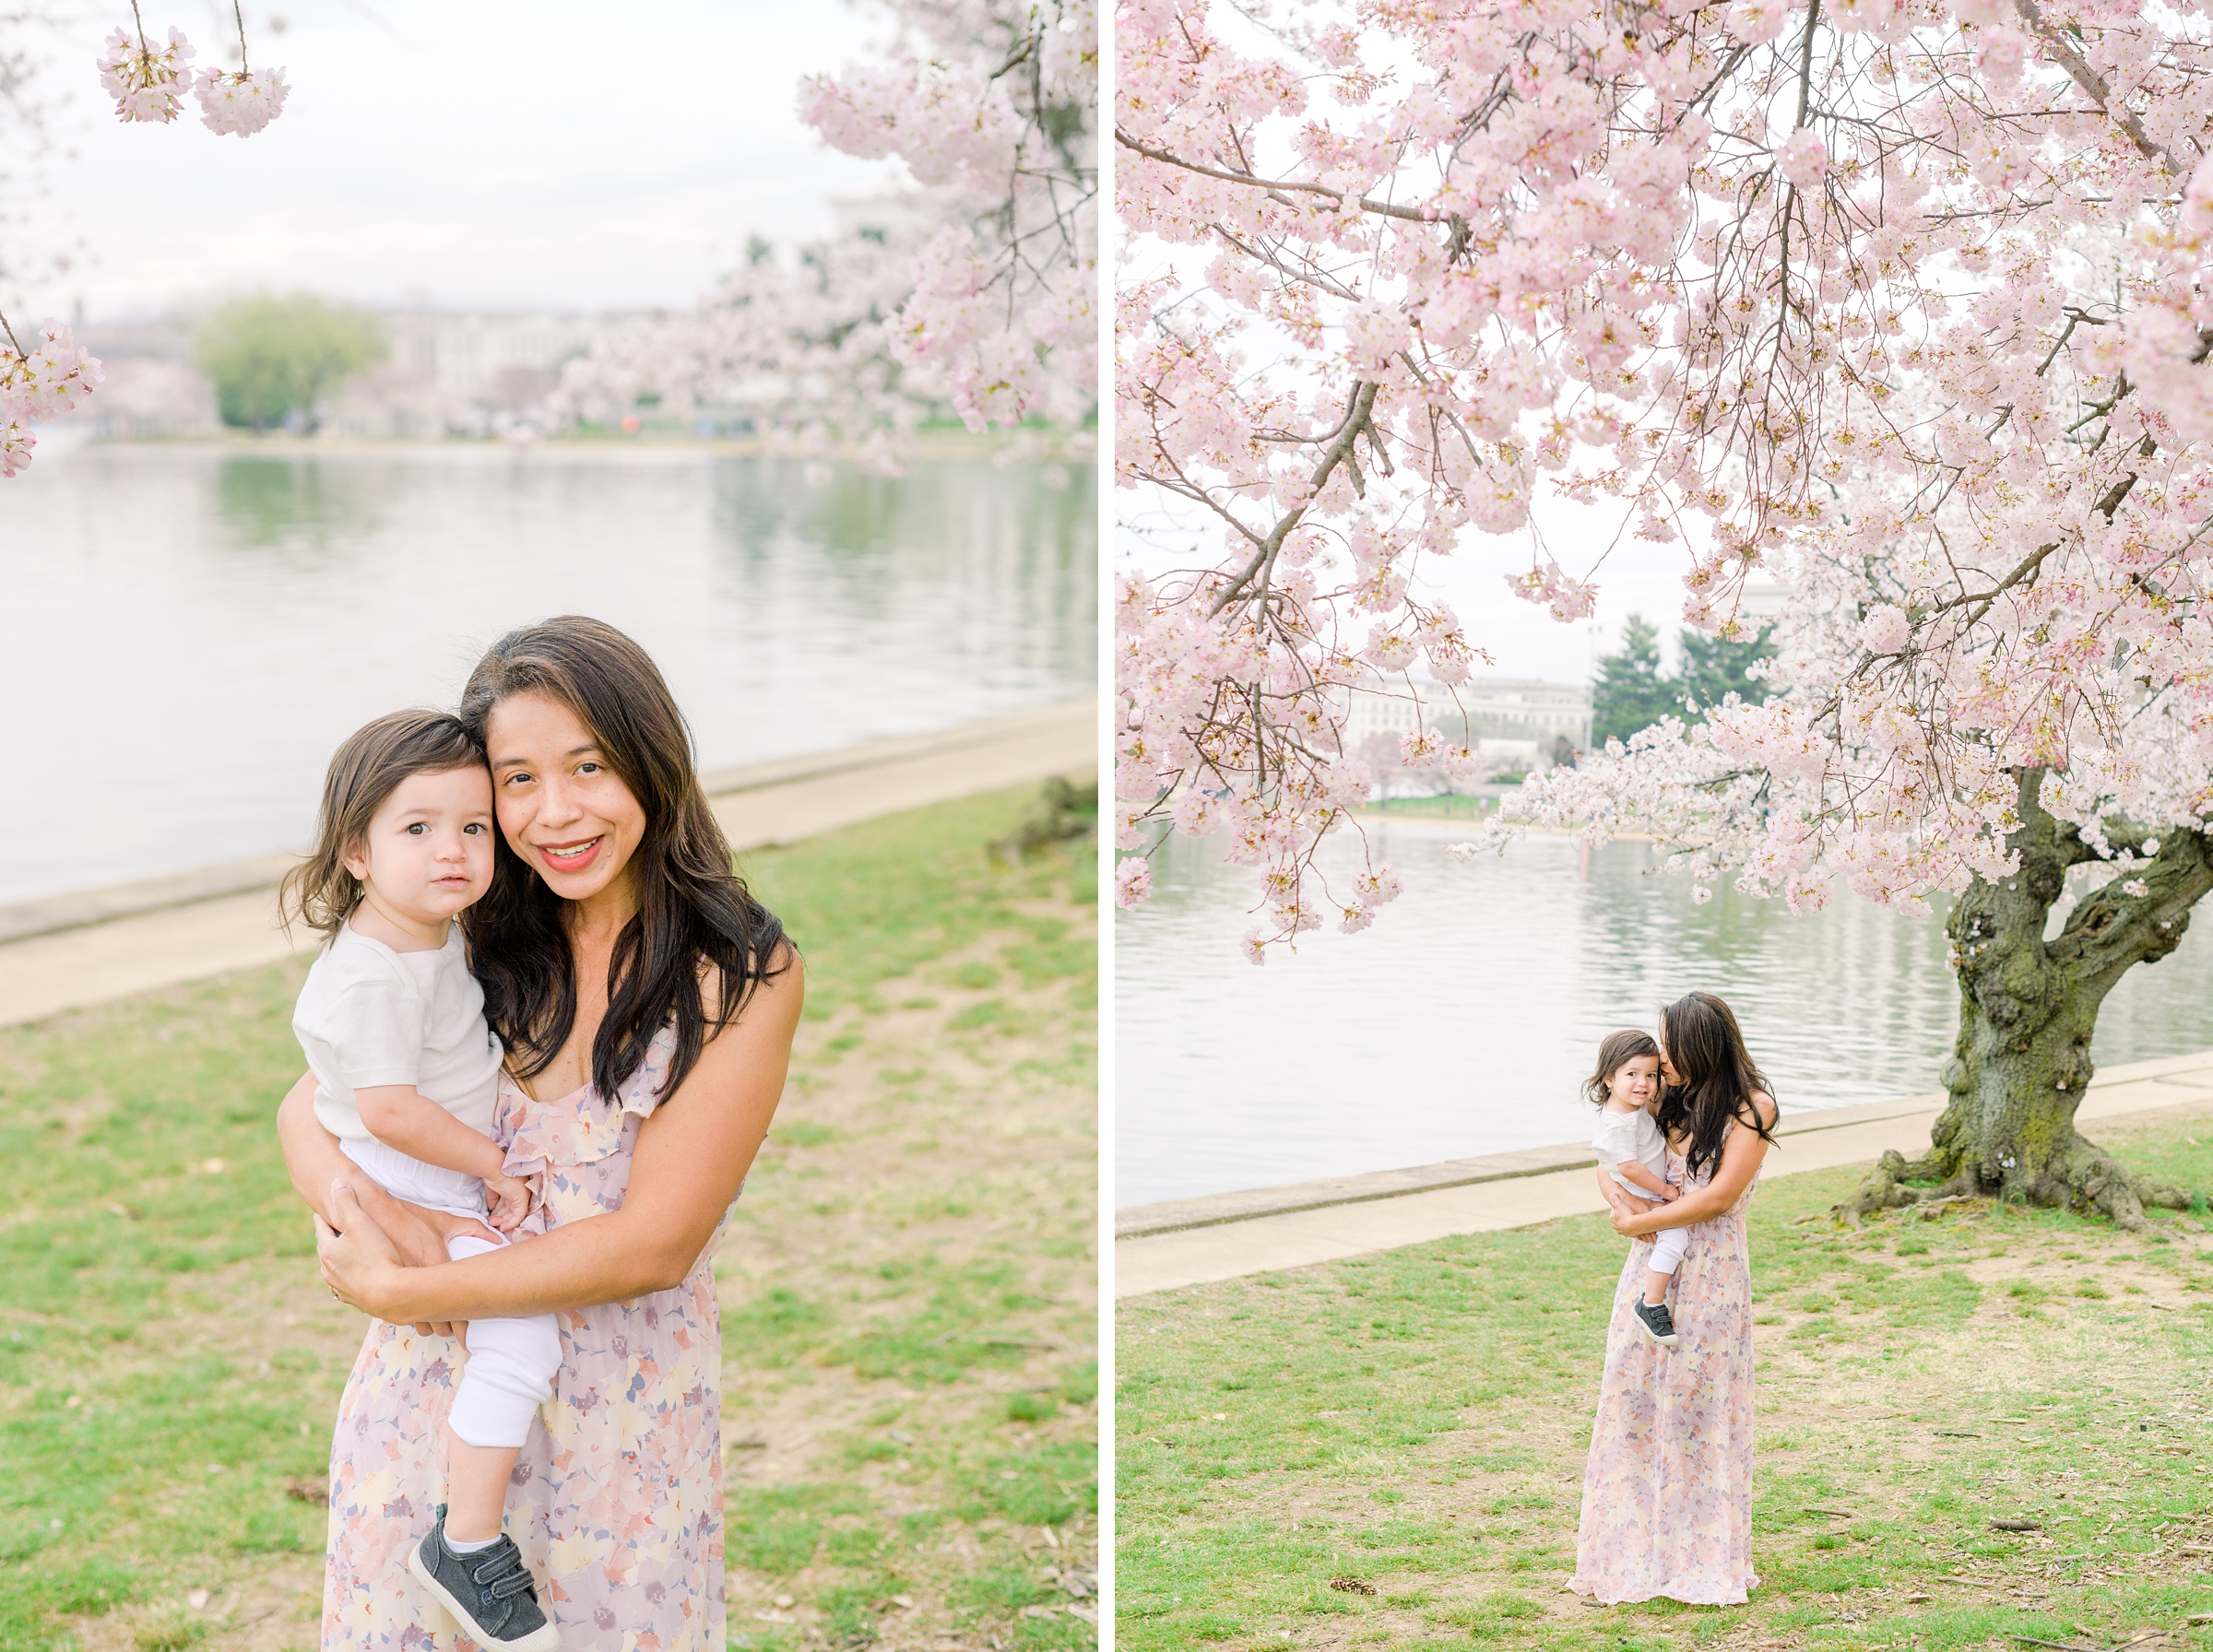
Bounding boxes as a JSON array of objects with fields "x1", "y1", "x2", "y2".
[{"x1": 64, "y1": 1559, "x2": 324, "y2": 1652}]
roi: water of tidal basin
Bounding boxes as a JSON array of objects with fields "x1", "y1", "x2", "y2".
[
  {"x1": 0, "y1": 443, "x2": 1095, "y2": 904},
  {"x1": 1115, "y1": 819, "x2": 2213, "y2": 1207}
]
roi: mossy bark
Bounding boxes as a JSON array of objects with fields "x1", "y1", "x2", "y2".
[{"x1": 1840, "y1": 769, "x2": 2213, "y2": 1230}]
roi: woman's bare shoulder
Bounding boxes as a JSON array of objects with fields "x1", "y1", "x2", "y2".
[
  {"x1": 1744, "y1": 1091, "x2": 1779, "y2": 1131},
  {"x1": 697, "y1": 942, "x2": 804, "y2": 1031}
]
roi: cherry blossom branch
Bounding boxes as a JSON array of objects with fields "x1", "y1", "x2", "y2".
[
  {"x1": 1116, "y1": 129, "x2": 1446, "y2": 224},
  {"x1": 1209, "y1": 379, "x2": 1380, "y2": 617},
  {"x1": 2010, "y1": 0, "x2": 2189, "y2": 178}
]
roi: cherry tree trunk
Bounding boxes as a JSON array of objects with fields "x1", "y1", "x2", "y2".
[{"x1": 1844, "y1": 772, "x2": 2213, "y2": 1230}]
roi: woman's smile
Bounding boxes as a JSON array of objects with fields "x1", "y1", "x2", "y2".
[{"x1": 538, "y1": 835, "x2": 605, "y2": 871}]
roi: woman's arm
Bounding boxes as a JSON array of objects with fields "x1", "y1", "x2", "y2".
[
  {"x1": 277, "y1": 1074, "x2": 488, "y2": 1263},
  {"x1": 1594, "y1": 1168, "x2": 1645, "y2": 1221},
  {"x1": 318, "y1": 951, "x2": 804, "y2": 1323},
  {"x1": 277, "y1": 1072, "x2": 497, "y2": 1337},
  {"x1": 1612, "y1": 1093, "x2": 1778, "y2": 1237}
]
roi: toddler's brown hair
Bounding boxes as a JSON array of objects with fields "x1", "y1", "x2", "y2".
[
  {"x1": 278, "y1": 710, "x2": 484, "y2": 941},
  {"x1": 1583, "y1": 1028, "x2": 1662, "y2": 1108}
]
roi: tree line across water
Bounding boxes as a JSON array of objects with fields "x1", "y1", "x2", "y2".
[{"x1": 193, "y1": 294, "x2": 386, "y2": 432}]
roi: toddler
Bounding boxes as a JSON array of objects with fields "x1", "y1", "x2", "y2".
[
  {"x1": 1586, "y1": 1029, "x2": 1687, "y2": 1347},
  {"x1": 283, "y1": 710, "x2": 560, "y2": 1652}
]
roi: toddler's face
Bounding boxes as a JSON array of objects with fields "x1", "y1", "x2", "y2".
[
  {"x1": 1610, "y1": 1053, "x2": 1661, "y2": 1109},
  {"x1": 344, "y1": 764, "x2": 497, "y2": 925}
]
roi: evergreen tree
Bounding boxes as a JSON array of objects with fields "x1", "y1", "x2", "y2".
[
  {"x1": 1590, "y1": 615, "x2": 1677, "y2": 745},
  {"x1": 1677, "y1": 623, "x2": 1777, "y2": 714}
]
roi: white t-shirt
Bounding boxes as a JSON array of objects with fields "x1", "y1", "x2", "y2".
[
  {"x1": 1592, "y1": 1103, "x2": 1668, "y2": 1202},
  {"x1": 295, "y1": 922, "x2": 503, "y2": 1143}
]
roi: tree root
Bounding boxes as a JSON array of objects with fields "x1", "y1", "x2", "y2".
[
  {"x1": 1831, "y1": 1150, "x2": 1970, "y2": 1227},
  {"x1": 1831, "y1": 1139, "x2": 2196, "y2": 1233}
]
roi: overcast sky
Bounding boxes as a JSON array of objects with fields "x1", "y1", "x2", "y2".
[{"x1": 15, "y1": 0, "x2": 899, "y2": 323}]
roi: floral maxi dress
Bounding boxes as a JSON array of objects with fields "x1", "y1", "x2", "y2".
[
  {"x1": 1568, "y1": 1148, "x2": 1760, "y2": 1606},
  {"x1": 321, "y1": 1026, "x2": 728, "y2": 1651}
]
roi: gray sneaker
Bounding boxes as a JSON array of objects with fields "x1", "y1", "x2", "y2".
[
  {"x1": 1632, "y1": 1299, "x2": 1678, "y2": 1346},
  {"x1": 407, "y1": 1507, "x2": 560, "y2": 1652}
]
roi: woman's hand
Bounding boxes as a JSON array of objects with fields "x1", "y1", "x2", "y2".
[
  {"x1": 1595, "y1": 1168, "x2": 1639, "y2": 1217},
  {"x1": 374, "y1": 1193, "x2": 495, "y2": 1272},
  {"x1": 279, "y1": 1071, "x2": 497, "y2": 1333},
  {"x1": 1594, "y1": 1170, "x2": 1651, "y2": 1238},
  {"x1": 318, "y1": 1181, "x2": 476, "y2": 1338},
  {"x1": 1611, "y1": 1203, "x2": 1663, "y2": 1238}
]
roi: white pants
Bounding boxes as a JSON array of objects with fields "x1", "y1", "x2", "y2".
[
  {"x1": 341, "y1": 1138, "x2": 563, "y2": 1450},
  {"x1": 1612, "y1": 1174, "x2": 1689, "y2": 1278}
]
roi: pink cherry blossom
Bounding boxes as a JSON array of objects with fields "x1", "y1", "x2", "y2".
[
  {"x1": 1115, "y1": 856, "x2": 1154, "y2": 908},
  {"x1": 1733, "y1": 0, "x2": 1790, "y2": 44},
  {"x1": 96, "y1": 23, "x2": 193, "y2": 124},
  {"x1": 195, "y1": 65, "x2": 288, "y2": 136},
  {"x1": 0, "y1": 320, "x2": 103, "y2": 425},
  {"x1": 1778, "y1": 129, "x2": 1828, "y2": 192},
  {"x1": 1858, "y1": 605, "x2": 1911, "y2": 655},
  {"x1": 798, "y1": 0, "x2": 1095, "y2": 436},
  {"x1": 1976, "y1": 27, "x2": 2030, "y2": 80},
  {"x1": 1, "y1": 424, "x2": 32, "y2": 478},
  {"x1": 1171, "y1": 789, "x2": 1226, "y2": 836},
  {"x1": 552, "y1": 227, "x2": 937, "y2": 453}
]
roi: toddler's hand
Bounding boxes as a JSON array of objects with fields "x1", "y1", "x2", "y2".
[
  {"x1": 481, "y1": 1172, "x2": 532, "y2": 1233},
  {"x1": 1661, "y1": 1184, "x2": 1680, "y2": 1203}
]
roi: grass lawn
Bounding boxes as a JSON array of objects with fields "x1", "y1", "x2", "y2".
[
  {"x1": 1118, "y1": 1109, "x2": 2213, "y2": 1651},
  {"x1": 0, "y1": 783, "x2": 1097, "y2": 1652}
]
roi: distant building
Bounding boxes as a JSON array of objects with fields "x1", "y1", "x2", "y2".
[
  {"x1": 331, "y1": 310, "x2": 637, "y2": 438},
  {"x1": 1341, "y1": 674, "x2": 1593, "y2": 749},
  {"x1": 1736, "y1": 579, "x2": 1788, "y2": 624},
  {"x1": 65, "y1": 317, "x2": 219, "y2": 436},
  {"x1": 1337, "y1": 673, "x2": 1593, "y2": 793}
]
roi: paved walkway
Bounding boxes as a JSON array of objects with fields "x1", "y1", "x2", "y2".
[
  {"x1": 1113, "y1": 1050, "x2": 2213, "y2": 1298},
  {"x1": 0, "y1": 699, "x2": 1096, "y2": 1031}
]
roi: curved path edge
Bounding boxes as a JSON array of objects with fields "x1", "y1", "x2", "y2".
[{"x1": 1113, "y1": 1052, "x2": 2213, "y2": 1299}]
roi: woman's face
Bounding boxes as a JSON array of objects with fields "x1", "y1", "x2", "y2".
[
  {"x1": 1656, "y1": 1026, "x2": 1682, "y2": 1087},
  {"x1": 484, "y1": 690, "x2": 648, "y2": 908}
]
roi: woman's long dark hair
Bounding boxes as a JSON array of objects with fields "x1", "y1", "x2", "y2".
[
  {"x1": 458, "y1": 616, "x2": 787, "y2": 1103},
  {"x1": 1655, "y1": 991, "x2": 1778, "y2": 1183}
]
